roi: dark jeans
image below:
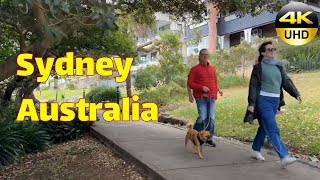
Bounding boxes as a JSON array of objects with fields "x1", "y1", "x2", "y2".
[
  {"x1": 252, "y1": 95, "x2": 289, "y2": 158},
  {"x1": 193, "y1": 97, "x2": 215, "y2": 141}
]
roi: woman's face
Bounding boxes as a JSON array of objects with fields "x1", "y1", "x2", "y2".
[{"x1": 261, "y1": 44, "x2": 276, "y2": 59}]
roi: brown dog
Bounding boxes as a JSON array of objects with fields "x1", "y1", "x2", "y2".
[{"x1": 185, "y1": 123, "x2": 210, "y2": 159}]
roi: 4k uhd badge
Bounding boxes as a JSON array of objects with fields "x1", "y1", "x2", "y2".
[{"x1": 275, "y1": 2, "x2": 318, "y2": 46}]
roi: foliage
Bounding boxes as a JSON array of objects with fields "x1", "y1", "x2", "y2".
[
  {"x1": 155, "y1": 30, "x2": 188, "y2": 85},
  {"x1": 86, "y1": 86, "x2": 120, "y2": 103},
  {"x1": 135, "y1": 30, "x2": 187, "y2": 90},
  {"x1": 41, "y1": 86, "x2": 50, "y2": 91},
  {"x1": 155, "y1": 30, "x2": 182, "y2": 52},
  {"x1": 134, "y1": 65, "x2": 160, "y2": 90},
  {"x1": 0, "y1": 23, "x2": 19, "y2": 63},
  {"x1": 0, "y1": 120, "x2": 24, "y2": 166},
  {"x1": 65, "y1": 83, "x2": 76, "y2": 90},
  {"x1": 14, "y1": 119, "x2": 51, "y2": 154},
  {"x1": 40, "y1": 116, "x2": 94, "y2": 144},
  {"x1": 209, "y1": 40, "x2": 257, "y2": 77},
  {"x1": 218, "y1": 75, "x2": 249, "y2": 89},
  {"x1": 39, "y1": 101, "x2": 94, "y2": 144},
  {"x1": 277, "y1": 36, "x2": 320, "y2": 71},
  {"x1": 139, "y1": 82, "x2": 188, "y2": 106},
  {"x1": 0, "y1": 102, "x2": 50, "y2": 166},
  {"x1": 0, "y1": 100, "x2": 95, "y2": 166},
  {"x1": 188, "y1": 28, "x2": 202, "y2": 48},
  {"x1": 170, "y1": 71, "x2": 320, "y2": 157}
]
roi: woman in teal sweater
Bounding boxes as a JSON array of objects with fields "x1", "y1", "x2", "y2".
[{"x1": 247, "y1": 41, "x2": 302, "y2": 168}]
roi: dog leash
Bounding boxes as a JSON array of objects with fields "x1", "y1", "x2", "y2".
[{"x1": 202, "y1": 92, "x2": 212, "y2": 131}]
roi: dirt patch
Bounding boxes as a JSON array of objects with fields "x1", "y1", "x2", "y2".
[{"x1": 0, "y1": 134, "x2": 147, "y2": 180}]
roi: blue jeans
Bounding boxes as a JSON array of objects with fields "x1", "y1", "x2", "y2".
[
  {"x1": 193, "y1": 97, "x2": 215, "y2": 141},
  {"x1": 252, "y1": 95, "x2": 289, "y2": 158}
]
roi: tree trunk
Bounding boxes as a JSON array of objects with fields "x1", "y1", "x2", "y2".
[
  {"x1": 208, "y1": 3, "x2": 218, "y2": 53},
  {"x1": 3, "y1": 76, "x2": 25, "y2": 101},
  {"x1": 15, "y1": 76, "x2": 41, "y2": 104},
  {"x1": 54, "y1": 76, "x2": 58, "y2": 90},
  {"x1": 126, "y1": 71, "x2": 132, "y2": 97}
]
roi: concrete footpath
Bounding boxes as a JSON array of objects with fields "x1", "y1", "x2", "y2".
[{"x1": 90, "y1": 112, "x2": 320, "y2": 180}]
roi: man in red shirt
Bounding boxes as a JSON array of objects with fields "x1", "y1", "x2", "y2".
[{"x1": 187, "y1": 48, "x2": 222, "y2": 147}]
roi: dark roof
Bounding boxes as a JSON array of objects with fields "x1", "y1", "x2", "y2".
[
  {"x1": 185, "y1": 24, "x2": 209, "y2": 40},
  {"x1": 217, "y1": 11, "x2": 277, "y2": 36},
  {"x1": 186, "y1": 10, "x2": 320, "y2": 39}
]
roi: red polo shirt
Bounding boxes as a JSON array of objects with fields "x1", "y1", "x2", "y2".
[{"x1": 187, "y1": 62, "x2": 218, "y2": 99}]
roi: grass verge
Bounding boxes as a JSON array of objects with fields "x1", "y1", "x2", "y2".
[{"x1": 168, "y1": 71, "x2": 320, "y2": 157}]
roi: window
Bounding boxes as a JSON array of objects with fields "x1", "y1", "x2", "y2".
[
  {"x1": 151, "y1": 52, "x2": 158, "y2": 61},
  {"x1": 252, "y1": 28, "x2": 263, "y2": 38},
  {"x1": 177, "y1": 24, "x2": 182, "y2": 31},
  {"x1": 240, "y1": 32, "x2": 245, "y2": 40},
  {"x1": 159, "y1": 24, "x2": 171, "y2": 31},
  {"x1": 140, "y1": 55, "x2": 146, "y2": 63}
]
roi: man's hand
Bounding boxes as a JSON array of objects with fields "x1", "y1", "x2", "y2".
[
  {"x1": 296, "y1": 96, "x2": 302, "y2": 103},
  {"x1": 219, "y1": 90, "x2": 223, "y2": 96},
  {"x1": 202, "y1": 86, "x2": 210, "y2": 92},
  {"x1": 248, "y1": 106, "x2": 254, "y2": 113},
  {"x1": 189, "y1": 95, "x2": 194, "y2": 103}
]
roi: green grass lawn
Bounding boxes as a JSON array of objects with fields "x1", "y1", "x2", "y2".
[
  {"x1": 34, "y1": 87, "x2": 139, "y2": 102},
  {"x1": 169, "y1": 71, "x2": 320, "y2": 157},
  {"x1": 34, "y1": 89, "x2": 90, "y2": 102}
]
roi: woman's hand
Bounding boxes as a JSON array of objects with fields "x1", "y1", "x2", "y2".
[
  {"x1": 248, "y1": 106, "x2": 254, "y2": 113},
  {"x1": 296, "y1": 96, "x2": 302, "y2": 103}
]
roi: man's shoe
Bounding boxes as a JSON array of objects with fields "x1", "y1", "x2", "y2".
[
  {"x1": 206, "y1": 140, "x2": 216, "y2": 147},
  {"x1": 280, "y1": 156, "x2": 297, "y2": 168},
  {"x1": 253, "y1": 150, "x2": 265, "y2": 161}
]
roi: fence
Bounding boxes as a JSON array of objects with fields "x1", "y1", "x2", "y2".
[{"x1": 283, "y1": 60, "x2": 320, "y2": 73}]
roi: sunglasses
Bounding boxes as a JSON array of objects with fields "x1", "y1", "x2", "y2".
[{"x1": 266, "y1": 48, "x2": 276, "y2": 52}]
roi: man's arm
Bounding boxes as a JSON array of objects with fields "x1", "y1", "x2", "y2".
[
  {"x1": 187, "y1": 85, "x2": 192, "y2": 96},
  {"x1": 218, "y1": 85, "x2": 223, "y2": 96},
  {"x1": 187, "y1": 68, "x2": 203, "y2": 91},
  {"x1": 187, "y1": 85, "x2": 194, "y2": 103}
]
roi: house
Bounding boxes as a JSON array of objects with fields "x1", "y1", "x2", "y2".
[{"x1": 134, "y1": 0, "x2": 320, "y2": 65}]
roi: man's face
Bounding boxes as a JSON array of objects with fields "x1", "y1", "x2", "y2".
[{"x1": 199, "y1": 50, "x2": 209, "y2": 63}]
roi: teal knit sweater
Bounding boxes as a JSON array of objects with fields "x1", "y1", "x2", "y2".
[{"x1": 260, "y1": 58, "x2": 283, "y2": 95}]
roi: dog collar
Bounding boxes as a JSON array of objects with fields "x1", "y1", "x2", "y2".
[{"x1": 197, "y1": 133, "x2": 205, "y2": 145}]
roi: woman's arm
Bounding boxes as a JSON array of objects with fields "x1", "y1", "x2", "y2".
[
  {"x1": 248, "y1": 65, "x2": 259, "y2": 107},
  {"x1": 280, "y1": 66, "x2": 302, "y2": 102}
]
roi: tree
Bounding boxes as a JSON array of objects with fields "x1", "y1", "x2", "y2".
[{"x1": 0, "y1": 0, "x2": 301, "y2": 103}]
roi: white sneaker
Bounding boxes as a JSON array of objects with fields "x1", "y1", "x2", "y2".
[
  {"x1": 253, "y1": 151, "x2": 265, "y2": 161},
  {"x1": 280, "y1": 156, "x2": 297, "y2": 168}
]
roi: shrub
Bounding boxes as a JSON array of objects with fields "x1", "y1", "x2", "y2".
[
  {"x1": 218, "y1": 75, "x2": 249, "y2": 89},
  {"x1": 15, "y1": 119, "x2": 50, "y2": 153},
  {"x1": 0, "y1": 120, "x2": 24, "y2": 166},
  {"x1": 0, "y1": 100, "x2": 94, "y2": 166},
  {"x1": 39, "y1": 102, "x2": 94, "y2": 144},
  {"x1": 0, "y1": 102, "x2": 50, "y2": 166},
  {"x1": 134, "y1": 65, "x2": 160, "y2": 90},
  {"x1": 66, "y1": 83, "x2": 76, "y2": 90},
  {"x1": 277, "y1": 36, "x2": 320, "y2": 71},
  {"x1": 140, "y1": 82, "x2": 187, "y2": 106},
  {"x1": 86, "y1": 86, "x2": 120, "y2": 103},
  {"x1": 41, "y1": 86, "x2": 49, "y2": 91}
]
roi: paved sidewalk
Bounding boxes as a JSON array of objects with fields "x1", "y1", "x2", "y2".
[{"x1": 91, "y1": 112, "x2": 320, "y2": 180}]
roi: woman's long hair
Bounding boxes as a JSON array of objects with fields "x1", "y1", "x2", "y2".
[{"x1": 256, "y1": 41, "x2": 273, "y2": 64}]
